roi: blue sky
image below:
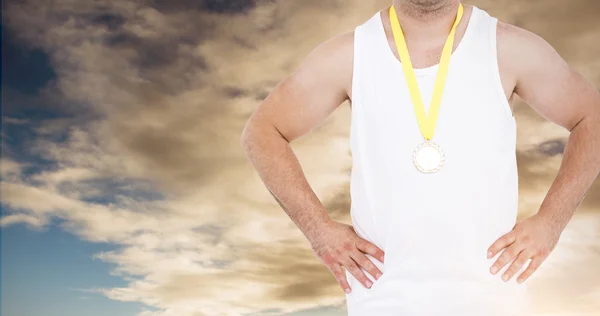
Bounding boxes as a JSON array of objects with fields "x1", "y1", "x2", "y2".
[
  {"x1": 1, "y1": 22, "x2": 151, "y2": 316},
  {"x1": 1, "y1": 223, "x2": 148, "y2": 316}
]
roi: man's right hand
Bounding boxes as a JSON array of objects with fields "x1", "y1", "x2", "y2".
[{"x1": 309, "y1": 220, "x2": 385, "y2": 294}]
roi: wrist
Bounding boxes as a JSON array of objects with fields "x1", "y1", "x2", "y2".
[
  {"x1": 305, "y1": 215, "x2": 334, "y2": 244},
  {"x1": 534, "y1": 209, "x2": 567, "y2": 234}
]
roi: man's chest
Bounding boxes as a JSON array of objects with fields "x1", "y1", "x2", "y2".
[
  {"x1": 411, "y1": 19, "x2": 520, "y2": 111},
  {"x1": 385, "y1": 42, "x2": 519, "y2": 114}
]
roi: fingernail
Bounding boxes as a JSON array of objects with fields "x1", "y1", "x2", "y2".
[
  {"x1": 502, "y1": 274, "x2": 508, "y2": 281},
  {"x1": 366, "y1": 280, "x2": 372, "y2": 288},
  {"x1": 517, "y1": 278, "x2": 523, "y2": 284},
  {"x1": 345, "y1": 288, "x2": 351, "y2": 294},
  {"x1": 487, "y1": 251, "x2": 493, "y2": 258},
  {"x1": 490, "y1": 266, "x2": 497, "y2": 274},
  {"x1": 376, "y1": 273, "x2": 382, "y2": 279}
]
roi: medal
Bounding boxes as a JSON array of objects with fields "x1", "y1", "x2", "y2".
[
  {"x1": 389, "y1": 3, "x2": 464, "y2": 173},
  {"x1": 413, "y1": 139, "x2": 445, "y2": 173}
]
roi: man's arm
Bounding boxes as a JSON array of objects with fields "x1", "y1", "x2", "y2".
[
  {"x1": 241, "y1": 31, "x2": 385, "y2": 293},
  {"x1": 487, "y1": 21, "x2": 600, "y2": 283},
  {"x1": 510, "y1": 24, "x2": 600, "y2": 231},
  {"x1": 241, "y1": 31, "x2": 352, "y2": 244}
]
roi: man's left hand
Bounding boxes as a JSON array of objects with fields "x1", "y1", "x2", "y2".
[{"x1": 486, "y1": 213, "x2": 562, "y2": 284}]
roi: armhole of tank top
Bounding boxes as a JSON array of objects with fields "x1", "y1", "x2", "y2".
[
  {"x1": 350, "y1": 26, "x2": 361, "y2": 108},
  {"x1": 488, "y1": 17, "x2": 516, "y2": 122}
]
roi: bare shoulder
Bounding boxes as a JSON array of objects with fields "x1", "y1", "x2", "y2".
[
  {"x1": 496, "y1": 20, "x2": 559, "y2": 59},
  {"x1": 246, "y1": 30, "x2": 356, "y2": 143},
  {"x1": 290, "y1": 30, "x2": 355, "y2": 101},
  {"x1": 495, "y1": 20, "x2": 596, "y2": 131},
  {"x1": 495, "y1": 20, "x2": 569, "y2": 94}
]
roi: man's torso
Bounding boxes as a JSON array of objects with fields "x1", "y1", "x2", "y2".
[{"x1": 342, "y1": 4, "x2": 532, "y2": 315}]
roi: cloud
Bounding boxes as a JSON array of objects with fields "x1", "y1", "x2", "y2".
[{"x1": 1, "y1": 0, "x2": 599, "y2": 315}]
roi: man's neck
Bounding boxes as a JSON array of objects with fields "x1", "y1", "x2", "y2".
[{"x1": 392, "y1": 0, "x2": 461, "y2": 41}]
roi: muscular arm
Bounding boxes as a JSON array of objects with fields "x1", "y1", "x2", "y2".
[
  {"x1": 240, "y1": 31, "x2": 354, "y2": 243},
  {"x1": 487, "y1": 22, "x2": 600, "y2": 284},
  {"x1": 499, "y1": 21, "x2": 600, "y2": 231}
]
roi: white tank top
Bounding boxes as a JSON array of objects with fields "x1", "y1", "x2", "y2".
[{"x1": 346, "y1": 5, "x2": 533, "y2": 316}]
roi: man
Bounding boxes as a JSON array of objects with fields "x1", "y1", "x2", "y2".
[{"x1": 241, "y1": 0, "x2": 600, "y2": 315}]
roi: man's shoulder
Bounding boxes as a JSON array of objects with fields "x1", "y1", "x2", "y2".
[
  {"x1": 496, "y1": 20, "x2": 558, "y2": 64},
  {"x1": 291, "y1": 30, "x2": 356, "y2": 97},
  {"x1": 312, "y1": 30, "x2": 356, "y2": 61},
  {"x1": 495, "y1": 20, "x2": 562, "y2": 82},
  {"x1": 296, "y1": 9, "x2": 382, "y2": 79},
  {"x1": 292, "y1": 30, "x2": 356, "y2": 80},
  {"x1": 290, "y1": 10, "x2": 382, "y2": 98},
  {"x1": 496, "y1": 20, "x2": 545, "y2": 47}
]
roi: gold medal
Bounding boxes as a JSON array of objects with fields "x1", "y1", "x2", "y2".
[
  {"x1": 413, "y1": 139, "x2": 445, "y2": 173},
  {"x1": 389, "y1": 4, "x2": 464, "y2": 173}
]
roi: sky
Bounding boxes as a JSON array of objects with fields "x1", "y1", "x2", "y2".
[{"x1": 1, "y1": 0, "x2": 599, "y2": 316}]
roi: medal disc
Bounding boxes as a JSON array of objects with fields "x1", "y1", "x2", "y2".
[{"x1": 413, "y1": 140, "x2": 445, "y2": 173}]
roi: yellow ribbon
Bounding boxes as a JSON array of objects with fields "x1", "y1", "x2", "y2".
[{"x1": 389, "y1": 3, "x2": 464, "y2": 140}]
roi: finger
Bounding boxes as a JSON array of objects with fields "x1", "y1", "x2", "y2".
[
  {"x1": 501, "y1": 249, "x2": 533, "y2": 282},
  {"x1": 350, "y1": 250, "x2": 383, "y2": 280},
  {"x1": 490, "y1": 242, "x2": 523, "y2": 275},
  {"x1": 329, "y1": 263, "x2": 352, "y2": 293},
  {"x1": 342, "y1": 257, "x2": 372, "y2": 289},
  {"x1": 516, "y1": 256, "x2": 544, "y2": 284},
  {"x1": 487, "y1": 231, "x2": 517, "y2": 259},
  {"x1": 355, "y1": 238, "x2": 385, "y2": 263}
]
